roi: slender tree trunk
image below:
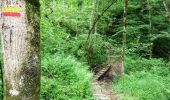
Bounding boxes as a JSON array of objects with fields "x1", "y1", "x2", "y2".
[
  {"x1": 122, "y1": 0, "x2": 128, "y2": 69},
  {"x1": 162, "y1": 0, "x2": 170, "y2": 22},
  {"x1": 89, "y1": 0, "x2": 98, "y2": 35},
  {"x1": 1, "y1": 0, "x2": 40, "y2": 100},
  {"x1": 147, "y1": 0, "x2": 153, "y2": 58},
  {"x1": 87, "y1": 0, "x2": 116, "y2": 40},
  {"x1": 162, "y1": 0, "x2": 169, "y2": 12},
  {"x1": 147, "y1": 0, "x2": 152, "y2": 34},
  {"x1": 63, "y1": 0, "x2": 67, "y2": 19},
  {"x1": 89, "y1": 0, "x2": 94, "y2": 35},
  {"x1": 94, "y1": 0, "x2": 98, "y2": 34}
]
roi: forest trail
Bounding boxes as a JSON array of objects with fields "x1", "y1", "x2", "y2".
[
  {"x1": 91, "y1": 51, "x2": 124, "y2": 100},
  {"x1": 92, "y1": 80, "x2": 123, "y2": 100},
  {"x1": 92, "y1": 61, "x2": 123, "y2": 100}
]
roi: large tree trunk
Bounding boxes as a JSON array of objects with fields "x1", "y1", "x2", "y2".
[{"x1": 0, "y1": 0, "x2": 40, "y2": 100}]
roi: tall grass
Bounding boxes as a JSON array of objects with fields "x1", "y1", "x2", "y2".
[{"x1": 113, "y1": 56, "x2": 170, "y2": 100}]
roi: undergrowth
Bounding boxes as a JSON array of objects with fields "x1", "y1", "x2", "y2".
[
  {"x1": 40, "y1": 53, "x2": 93, "y2": 100},
  {"x1": 113, "y1": 56, "x2": 170, "y2": 100}
]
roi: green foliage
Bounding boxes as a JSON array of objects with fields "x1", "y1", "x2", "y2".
[
  {"x1": 65, "y1": 34, "x2": 108, "y2": 64},
  {"x1": 113, "y1": 56, "x2": 170, "y2": 99},
  {"x1": 109, "y1": 0, "x2": 170, "y2": 58},
  {"x1": 40, "y1": 0, "x2": 93, "y2": 36},
  {"x1": 114, "y1": 72, "x2": 170, "y2": 100},
  {"x1": 41, "y1": 54, "x2": 93, "y2": 99},
  {"x1": 41, "y1": 11, "x2": 69, "y2": 55},
  {"x1": 125, "y1": 56, "x2": 169, "y2": 75},
  {"x1": 40, "y1": 0, "x2": 96, "y2": 99}
]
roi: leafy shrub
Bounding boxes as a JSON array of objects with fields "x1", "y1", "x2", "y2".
[
  {"x1": 125, "y1": 56, "x2": 169, "y2": 75},
  {"x1": 41, "y1": 53, "x2": 93, "y2": 100},
  {"x1": 113, "y1": 56, "x2": 170, "y2": 99},
  {"x1": 65, "y1": 34, "x2": 109, "y2": 65},
  {"x1": 41, "y1": 17, "x2": 69, "y2": 55},
  {"x1": 113, "y1": 71, "x2": 170, "y2": 100}
]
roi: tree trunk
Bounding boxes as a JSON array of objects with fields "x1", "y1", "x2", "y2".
[
  {"x1": 162, "y1": 0, "x2": 170, "y2": 22},
  {"x1": 147, "y1": 0, "x2": 153, "y2": 58},
  {"x1": 122, "y1": 0, "x2": 128, "y2": 70},
  {"x1": 162, "y1": 0, "x2": 169, "y2": 12},
  {"x1": 1, "y1": 0, "x2": 40, "y2": 100},
  {"x1": 94, "y1": 0, "x2": 98, "y2": 34}
]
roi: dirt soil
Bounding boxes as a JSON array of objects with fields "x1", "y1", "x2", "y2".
[{"x1": 92, "y1": 79, "x2": 123, "y2": 100}]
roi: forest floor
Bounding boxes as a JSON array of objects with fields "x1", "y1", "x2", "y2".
[{"x1": 92, "y1": 79, "x2": 123, "y2": 100}]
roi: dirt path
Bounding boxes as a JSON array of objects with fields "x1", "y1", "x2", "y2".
[
  {"x1": 92, "y1": 79, "x2": 123, "y2": 100},
  {"x1": 91, "y1": 53, "x2": 123, "y2": 100}
]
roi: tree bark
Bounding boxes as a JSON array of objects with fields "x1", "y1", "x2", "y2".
[
  {"x1": 162, "y1": 0, "x2": 169, "y2": 12},
  {"x1": 1, "y1": 0, "x2": 40, "y2": 100},
  {"x1": 122, "y1": 0, "x2": 128, "y2": 69},
  {"x1": 162, "y1": 0, "x2": 170, "y2": 22},
  {"x1": 147, "y1": 0, "x2": 153, "y2": 58}
]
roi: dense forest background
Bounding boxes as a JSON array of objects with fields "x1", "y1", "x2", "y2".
[{"x1": 0, "y1": 0, "x2": 170, "y2": 99}]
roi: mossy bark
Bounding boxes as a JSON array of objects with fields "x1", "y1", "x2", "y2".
[{"x1": 1, "y1": 0, "x2": 40, "y2": 100}]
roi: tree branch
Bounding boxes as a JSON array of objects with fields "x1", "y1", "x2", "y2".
[{"x1": 87, "y1": 0, "x2": 117, "y2": 40}]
